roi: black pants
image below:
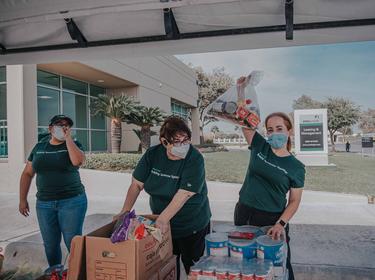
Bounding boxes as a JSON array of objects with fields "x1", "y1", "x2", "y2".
[
  {"x1": 234, "y1": 202, "x2": 294, "y2": 280},
  {"x1": 172, "y1": 223, "x2": 210, "y2": 279}
]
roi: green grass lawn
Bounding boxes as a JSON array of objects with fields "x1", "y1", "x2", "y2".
[{"x1": 203, "y1": 151, "x2": 375, "y2": 195}]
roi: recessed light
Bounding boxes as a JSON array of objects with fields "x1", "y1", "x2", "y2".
[{"x1": 97, "y1": 79, "x2": 104, "y2": 83}]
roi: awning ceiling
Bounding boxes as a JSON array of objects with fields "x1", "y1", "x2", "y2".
[{"x1": 1, "y1": 0, "x2": 375, "y2": 64}]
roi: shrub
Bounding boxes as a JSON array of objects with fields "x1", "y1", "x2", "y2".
[
  {"x1": 194, "y1": 144, "x2": 228, "y2": 153},
  {"x1": 83, "y1": 153, "x2": 142, "y2": 172}
]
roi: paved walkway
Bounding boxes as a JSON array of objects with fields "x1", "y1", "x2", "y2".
[
  {"x1": 1, "y1": 169, "x2": 375, "y2": 244},
  {"x1": 1, "y1": 169, "x2": 375, "y2": 279}
]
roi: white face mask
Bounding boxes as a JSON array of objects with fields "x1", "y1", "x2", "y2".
[
  {"x1": 52, "y1": 126, "x2": 66, "y2": 141},
  {"x1": 170, "y1": 144, "x2": 190, "y2": 159}
]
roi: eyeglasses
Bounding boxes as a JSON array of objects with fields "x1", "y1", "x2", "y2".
[
  {"x1": 53, "y1": 122, "x2": 70, "y2": 128},
  {"x1": 171, "y1": 137, "x2": 190, "y2": 146},
  {"x1": 163, "y1": 136, "x2": 190, "y2": 146}
]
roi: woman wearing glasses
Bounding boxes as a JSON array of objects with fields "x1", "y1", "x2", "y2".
[{"x1": 115, "y1": 116, "x2": 211, "y2": 279}]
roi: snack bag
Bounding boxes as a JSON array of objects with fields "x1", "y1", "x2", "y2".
[
  {"x1": 205, "y1": 71, "x2": 263, "y2": 129},
  {"x1": 110, "y1": 210, "x2": 136, "y2": 243}
]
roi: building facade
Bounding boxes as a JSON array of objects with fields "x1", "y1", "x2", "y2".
[{"x1": 0, "y1": 57, "x2": 199, "y2": 192}]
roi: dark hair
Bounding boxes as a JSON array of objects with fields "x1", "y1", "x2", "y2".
[
  {"x1": 159, "y1": 116, "x2": 191, "y2": 143},
  {"x1": 265, "y1": 112, "x2": 293, "y2": 152},
  {"x1": 49, "y1": 114, "x2": 73, "y2": 127}
]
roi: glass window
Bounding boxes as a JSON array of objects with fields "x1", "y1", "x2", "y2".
[
  {"x1": 63, "y1": 92, "x2": 88, "y2": 128},
  {"x1": 90, "y1": 85, "x2": 105, "y2": 98},
  {"x1": 91, "y1": 131, "x2": 107, "y2": 151},
  {"x1": 171, "y1": 101, "x2": 190, "y2": 120},
  {"x1": 90, "y1": 98, "x2": 106, "y2": 129},
  {"x1": 72, "y1": 129, "x2": 88, "y2": 151},
  {"x1": 36, "y1": 70, "x2": 107, "y2": 152},
  {"x1": 37, "y1": 86, "x2": 60, "y2": 126},
  {"x1": 0, "y1": 85, "x2": 6, "y2": 120},
  {"x1": 0, "y1": 124, "x2": 7, "y2": 158},
  {"x1": 37, "y1": 127, "x2": 50, "y2": 142},
  {"x1": 91, "y1": 114, "x2": 106, "y2": 130},
  {"x1": 0, "y1": 66, "x2": 6, "y2": 83},
  {"x1": 62, "y1": 77, "x2": 88, "y2": 94},
  {"x1": 37, "y1": 70, "x2": 60, "y2": 88}
]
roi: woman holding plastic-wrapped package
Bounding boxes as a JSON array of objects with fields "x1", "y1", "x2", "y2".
[
  {"x1": 115, "y1": 116, "x2": 211, "y2": 279},
  {"x1": 234, "y1": 91, "x2": 305, "y2": 279}
]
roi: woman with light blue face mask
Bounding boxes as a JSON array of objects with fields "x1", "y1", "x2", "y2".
[
  {"x1": 115, "y1": 116, "x2": 211, "y2": 279},
  {"x1": 234, "y1": 109, "x2": 305, "y2": 280},
  {"x1": 18, "y1": 114, "x2": 87, "y2": 276}
]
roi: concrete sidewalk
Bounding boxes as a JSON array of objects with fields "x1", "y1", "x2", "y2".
[
  {"x1": 1, "y1": 170, "x2": 374, "y2": 238},
  {"x1": 1, "y1": 168, "x2": 375, "y2": 244},
  {"x1": 1, "y1": 169, "x2": 375, "y2": 279}
]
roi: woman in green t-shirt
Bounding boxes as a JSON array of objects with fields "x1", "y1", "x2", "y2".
[
  {"x1": 235, "y1": 108, "x2": 305, "y2": 280},
  {"x1": 18, "y1": 115, "x2": 87, "y2": 275},
  {"x1": 115, "y1": 116, "x2": 211, "y2": 279}
]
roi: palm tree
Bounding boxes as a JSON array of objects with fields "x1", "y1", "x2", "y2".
[
  {"x1": 132, "y1": 129, "x2": 158, "y2": 152},
  {"x1": 128, "y1": 106, "x2": 166, "y2": 152},
  {"x1": 211, "y1": 125, "x2": 220, "y2": 140},
  {"x1": 90, "y1": 94, "x2": 138, "y2": 153}
]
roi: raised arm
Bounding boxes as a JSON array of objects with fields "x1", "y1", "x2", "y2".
[{"x1": 242, "y1": 127, "x2": 257, "y2": 146}]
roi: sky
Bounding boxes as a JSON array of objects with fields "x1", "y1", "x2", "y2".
[{"x1": 176, "y1": 41, "x2": 375, "y2": 133}]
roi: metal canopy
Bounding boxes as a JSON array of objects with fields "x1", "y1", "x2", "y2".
[{"x1": 0, "y1": 0, "x2": 375, "y2": 64}]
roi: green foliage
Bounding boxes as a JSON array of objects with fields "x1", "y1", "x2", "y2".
[
  {"x1": 128, "y1": 106, "x2": 166, "y2": 127},
  {"x1": 90, "y1": 94, "x2": 138, "y2": 121},
  {"x1": 292, "y1": 94, "x2": 361, "y2": 151},
  {"x1": 210, "y1": 125, "x2": 220, "y2": 134},
  {"x1": 359, "y1": 108, "x2": 375, "y2": 133},
  {"x1": 83, "y1": 153, "x2": 142, "y2": 172},
  {"x1": 132, "y1": 129, "x2": 158, "y2": 140},
  {"x1": 193, "y1": 66, "x2": 234, "y2": 126},
  {"x1": 292, "y1": 94, "x2": 323, "y2": 110},
  {"x1": 128, "y1": 106, "x2": 166, "y2": 150},
  {"x1": 324, "y1": 97, "x2": 361, "y2": 134}
]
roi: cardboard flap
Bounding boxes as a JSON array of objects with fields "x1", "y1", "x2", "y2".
[
  {"x1": 67, "y1": 236, "x2": 86, "y2": 280},
  {"x1": 86, "y1": 235, "x2": 137, "y2": 280},
  {"x1": 87, "y1": 221, "x2": 115, "y2": 238}
]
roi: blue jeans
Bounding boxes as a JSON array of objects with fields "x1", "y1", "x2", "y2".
[{"x1": 36, "y1": 193, "x2": 87, "y2": 268}]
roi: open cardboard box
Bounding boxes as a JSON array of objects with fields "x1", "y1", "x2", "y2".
[{"x1": 67, "y1": 215, "x2": 174, "y2": 280}]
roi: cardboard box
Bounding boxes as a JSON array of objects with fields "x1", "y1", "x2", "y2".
[
  {"x1": 68, "y1": 215, "x2": 173, "y2": 280},
  {"x1": 158, "y1": 255, "x2": 177, "y2": 280}
]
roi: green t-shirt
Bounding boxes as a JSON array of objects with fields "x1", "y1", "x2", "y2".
[
  {"x1": 239, "y1": 132, "x2": 305, "y2": 213},
  {"x1": 28, "y1": 140, "x2": 85, "y2": 201},
  {"x1": 133, "y1": 144, "x2": 211, "y2": 238}
]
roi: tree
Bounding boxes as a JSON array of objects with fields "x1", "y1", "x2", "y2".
[
  {"x1": 292, "y1": 95, "x2": 323, "y2": 110},
  {"x1": 359, "y1": 108, "x2": 375, "y2": 133},
  {"x1": 132, "y1": 129, "x2": 158, "y2": 152},
  {"x1": 128, "y1": 106, "x2": 166, "y2": 152},
  {"x1": 193, "y1": 66, "x2": 234, "y2": 144},
  {"x1": 210, "y1": 125, "x2": 220, "y2": 139},
  {"x1": 90, "y1": 94, "x2": 138, "y2": 153},
  {"x1": 339, "y1": 126, "x2": 353, "y2": 142},
  {"x1": 324, "y1": 97, "x2": 361, "y2": 152}
]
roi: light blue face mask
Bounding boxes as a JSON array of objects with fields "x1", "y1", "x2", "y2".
[
  {"x1": 266, "y1": 133, "x2": 288, "y2": 149},
  {"x1": 52, "y1": 126, "x2": 66, "y2": 141},
  {"x1": 171, "y1": 144, "x2": 190, "y2": 159}
]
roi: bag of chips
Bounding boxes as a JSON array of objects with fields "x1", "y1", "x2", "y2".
[
  {"x1": 205, "y1": 71, "x2": 263, "y2": 129},
  {"x1": 110, "y1": 210, "x2": 136, "y2": 243}
]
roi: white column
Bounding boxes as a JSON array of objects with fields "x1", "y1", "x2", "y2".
[
  {"x1": 191, "y1": 108, "x2": 200, "y2": 145},
  {"x1": 6, "y1": 65, "x2": 37, "y2": 191},
  {"x1": 23, "y1": 65, "x2": 38, "y2": 159}
]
